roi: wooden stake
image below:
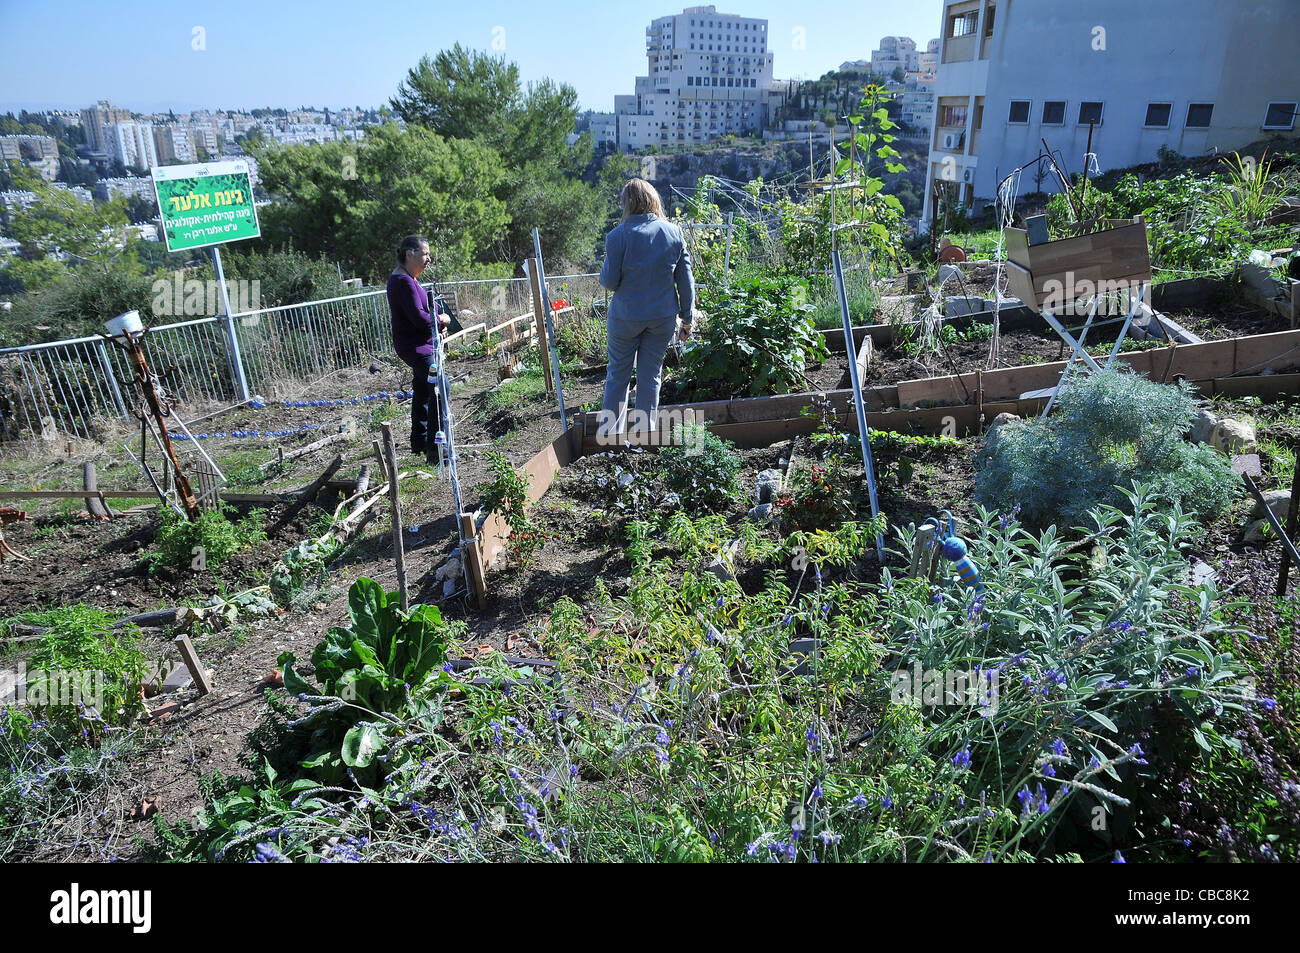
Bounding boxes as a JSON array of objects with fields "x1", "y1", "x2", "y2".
[
  {"x1": 460, "y1": 511, "x2": 488, "y2": 609},
  {"x1": 371, "y1": 438, "x2": 388, "y2": 482},
  {"x1": 172, "y1": 633, "x2": 213, "y2": 696},
  {"x1": 909, "y1": 524, "x2": 936, "y2": 578},
  {"x1": 1278, "y1": 451, "x2": 1300, "y2": 597},
  {"x1": 261, "y1": 427, "x2": 352, "y2": 472},
  {"x1": 526, "y1": 258, "x2": 555, "y2": 397},
  {"x1": 975, "y1": 369, "x2": 985, "y2": 435},
  {"x1": 83, "y1": 462, "x2": 111, "y2": 520},
  {"x1": 353, "y1": 464, "x2": 372, "y2": 513},
  {"x1": 380, "y1": 423, "x2": 409, "y2": 613}
]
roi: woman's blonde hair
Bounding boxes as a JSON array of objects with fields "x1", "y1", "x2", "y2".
[{"x1": 620, "y1": 178, "x2": 665, "y2": 221}]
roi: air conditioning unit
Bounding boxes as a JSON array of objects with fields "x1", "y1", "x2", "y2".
[
  {"x1": 962, "y1": 168, "x2": 974, "y2": 183},
  {"x1": 942, "y1": 132, "x2": 960, "y2": 150}
]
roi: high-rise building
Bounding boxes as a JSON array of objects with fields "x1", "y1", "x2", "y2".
[
  {"x1": 872, "y1": 36, "x2": 919, "y2": 76},
  {"x1": 152, "y1": 124, "x2": 194, "y2": 163},
  {"x1": 110, "y1": 121, "x2": 158, "y2": 170},
  {"x1": 613, "y1": 6, "x2": 782, "y2": 152},
  {"x1": 79, "y1": 100, "x2": 131, "y2": 152},
  {"x1": 921, "y1": 0, "x2": 1300, "y2": 229}
]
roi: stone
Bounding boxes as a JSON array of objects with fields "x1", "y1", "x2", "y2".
[
  {"x1": 1189, "y1": 408, "x2": 1218, "y2": 445},
  {"x1": 1188, "y1": 558, "x2": 1218, "y2": 588},
  {"x1": 1242, "y1": 519, "x2": 1274, "y2": 545},
  {"x1": 442, "y1": 578, "x2": 457, "y2": 598},
  {"x1": 936, "y1": 263, "x2": 963, "y2": 285},
  {"x1": 943, "y1": 296, "x2": 997, "y2": 317},
  {"x1": 1210, "y1": 418, "x2": 1257, "y2": 455},
  {"x1": 1252, "y1": 489, "x2": 1292, "y2": 522},
  {"x1": 662, "y1": 491, "x2": 681, "y2": 509},
  {"x1": 785, "y1": 637, "x2": 821, "y2": 677},
  {"x1": 706, "y1": 539, "x2": 743, "y2": 584},
  {"x1": 989, "y1": 412, "x2": 1020, "y2": 430},
  {"x1": 747, "y1": 503, "x2": 774, "y2": 523},
  {"x1": 755, "y1": 468, "x2": 784, "y2": 505}
]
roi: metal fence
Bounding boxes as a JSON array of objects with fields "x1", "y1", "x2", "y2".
[{"x1": 0, "y1": 272, "x2": 604, "y2": 448}]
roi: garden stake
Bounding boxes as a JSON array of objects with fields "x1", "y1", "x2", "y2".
[
  {"x1": 380, "y1": 423, "x2": 409, "y2": 613},
  {"x1": 1279, "y1": 451, "x2": 1300, "y2": 596},
  {"x1": 530, "y1": 228, "x2": 569, "y2": 428},
  {"x1": 1242, "y1": 473, "x2": 1300, "y2": 584},
  {"x1": 832, "y1": 246, "x2": 885, "y2": 561}
]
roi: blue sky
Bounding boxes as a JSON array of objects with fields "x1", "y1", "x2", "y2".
[{"x1": 0, "y1": 0, "x2": 942, "y2": 114}]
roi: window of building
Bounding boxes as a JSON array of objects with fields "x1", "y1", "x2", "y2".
[
  {"x1": 1078, "y1": 101, "x2": 1103, "y2": 125},
  {"x1": 1042, "y1": 101, "x2": 1065, "y2": 125},
  {"x1": 949, "y1": 11, "x2": 978, "y2": 37},
  {"x1": 1185, "y1": 103, "x2": 1213, "y2": 128},
  {"x1": 940, "y1": 104, "x2": 967, "y2": 127},
  {"x1": 1263, "y1": 101, "x2": 1297, "y2": 130},
  {"x1": 1007, "y1": 100, "x2": 1030, "y2": 124},
  {"x1": 1144, "y1": 102, "x2": 1171, "y2": 127},
  {"x1": 985, "y1": 6, "x2": 995, "y2": 36}
]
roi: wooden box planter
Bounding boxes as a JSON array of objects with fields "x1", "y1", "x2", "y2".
[{"x1": 1002, "y1": 217, "x2": 1151, "y2": 311}]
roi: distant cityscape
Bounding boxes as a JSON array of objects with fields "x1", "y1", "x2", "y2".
[{"x1": 1, "y1": 4, "x2": 942, "y2": 254}]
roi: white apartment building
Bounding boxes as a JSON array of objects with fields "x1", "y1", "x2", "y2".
[
  {"x1": 614, "y1": 5, "x2": 779, "y2": 152},
  {"x1": 872, "y1": 37, "x2": 919, "y2": 77},
  {"x1": 111, "y1": 121, "x2": 158, "y2": 170},
  {"x1": 0, "y1": 135, "x2": 59, "y2": 181},
  {"x1": 921, "y1": 0, "x2": 1300, "y2": 229},
  {"x1": 95, "y1": 176, "x2": 156, "y2": 203}
]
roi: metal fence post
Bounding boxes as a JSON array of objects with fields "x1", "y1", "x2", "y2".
[
  {"x1": 212, "y1": 246, "x2": 251, "y2": 401},
  {"x1": 94, "y1": 337, "x2": 128, "y2": 418}
]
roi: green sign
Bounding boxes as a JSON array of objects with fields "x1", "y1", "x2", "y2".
[{"x1": 152, "y1": 159, "x2": 260, "y2": 252}]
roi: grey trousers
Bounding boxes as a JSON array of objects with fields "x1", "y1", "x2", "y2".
[{"x1": 599, "y1": 314, "x2": 677, "y2": 437}]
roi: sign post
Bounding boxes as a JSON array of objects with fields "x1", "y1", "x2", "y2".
[{"x1": 151, "y1": 160, "x2": 260, "y2": 401}]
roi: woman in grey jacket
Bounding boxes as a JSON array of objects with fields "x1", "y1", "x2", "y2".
[{"x1": 597, "y1": 178, "x2": 695, "y2": 438}]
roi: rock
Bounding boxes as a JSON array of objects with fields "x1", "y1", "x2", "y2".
[
  {"x1": 747, "y1": 503, "x2": 774, "y2": 523},
  {"x1": 785, "y1": 637, "x2": 821, "y2": 677},
  {"x1": 662, "y1": 492, "x2": 681, "y2": 509},
  {"x1": 755, "y1": 468, "x2": 784, "y2": 505},
  {"x1": 436, "y1": 557, "x2": 463, "y2": 582},
  {"x1": 1189, "y1": 408, "x2": 1218, "y2": 445},
  {"x1": 706, "y1": 539, "x2": 743, "y2": 584},
  {"x1": 1188, "y1": 558, "x2": 1218, "y2": 587},
  {"x1": 1252, "y1": 489, "x2": 1292, "y2": 522},
  {"x1": 442, "y1": 578, "x2": 457, "y2": 598},
  {"x1": 989, "y1": 412, "x2": 1020, "y2": 430},
  {"x1": 1210, "y1": 418, "x2": 1257, "y2": 455},
  {"x1": 943, "y1": 296, "x2": 997, "y2": 317},
  {"x1": 936, "y1": 263, "x2": 962, "y2": 285},
  {"x1": 1242, "y1": 519, "x2": 1274, "y2": 545},
  {"x1": 159, "y1": 665, "x2": 193, "y2": 694}
]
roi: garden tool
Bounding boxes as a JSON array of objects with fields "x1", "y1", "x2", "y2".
[{"x1": 921, "y1": 509, "x2": 984, "y2": 594}]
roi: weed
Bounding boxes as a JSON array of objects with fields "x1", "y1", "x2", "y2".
[
  {"x1": 476, "y1": 451, "x2": 544, "y2": 566},
  {"x1": 148, "y1": 504, "x2": 267, "y2": 572}
]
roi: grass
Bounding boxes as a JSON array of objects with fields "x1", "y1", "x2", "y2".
[
  {"x1": 1260, "y1": 436, "x2": 1297, "y2": 487},
  {"x1": 483, "y1": 361, "x2": 548, "y2": 415}
]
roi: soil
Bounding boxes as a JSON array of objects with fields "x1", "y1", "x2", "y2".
[{"x1": 2, "y1": 312, "x2": 1296, "y2": 862}]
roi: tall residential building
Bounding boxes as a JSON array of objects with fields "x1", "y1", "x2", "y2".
[
  {"x1": 152, "y1": 124, "x2": 194, "y2": 163},
  {"x1": 79, "y1": 100, "x2": 131, "y2": 152},
  {"x1": 921, "y1": 0, "x2": 1300, "y2": 229},
  {"x1": 918, "y1": 39, "x2": 940, "y2": 75},
  {"x1": 613, "y1": 5, "x2": 780, "y2": 152},
  {"x1": 0, "y1": 135, "x2": 59, "y2": 181},
  {"x1": 110, "y1": 121, "x2": 158, "y2": 170}
]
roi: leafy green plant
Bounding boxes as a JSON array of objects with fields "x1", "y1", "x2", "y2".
[
  {"x1": 975, "y1": 367, "x2": 1239, "y2": 529},
  {"x1": 148, "y1": 504, "x2": 267, "y2": 572},
  {"x1": 776, "y1": 457, "x2": 863, "y2": 532},
  {"x1": 656, "y1": 424, "x2": 742, "y2": 513},
  {"x1": 1208, "y1": 151, "x2": 1294, "y2": 231},
  {"x1": 476, "y1": 450, "x2": 544, "y2": 565},
  {"x1": 680, "y1": 275, "x2": 828, "y2": 401},
  {"x1": 3, "y1": 605, "x2": 147, "y2": 742},
  {"x1": 278, "y1": 578, "x2": 451, "y2": 784},
  {"x1": 270, "y1": 536, "x2": 344, "y2": 610}
]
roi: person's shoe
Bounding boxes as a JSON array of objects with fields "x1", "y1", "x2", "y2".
[{"x1": 410, "y1": 443, "x2": 426, "y2": 456}]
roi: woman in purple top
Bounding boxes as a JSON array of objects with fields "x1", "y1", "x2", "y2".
[{"x1": 386, "y1": 235, "x2": 450, "y2": 455}]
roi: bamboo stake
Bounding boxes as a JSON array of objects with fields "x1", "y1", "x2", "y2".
[{"x1": 380, "y1": 423, "x2": 409, "y2": 613}]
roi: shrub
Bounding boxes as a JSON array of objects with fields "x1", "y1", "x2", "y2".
[
  {"x1": 148, "y1": 505, "x2": 267, "y2": 572},
  {"x1": 974, "y1": 367, "x2": 1238, "y2": 529},
  {"x1": 476, "y1": 450, "x2": 544, "y2": 565},
  {"x1": 656, "y1": 424, "x2": 742, "y2": 512},
  {"x1": 679, "y1": 275, "x2": 828, "y2": 401},
  {"x1": 3, "y1": 605, "x2": 147, "y2": 743}
]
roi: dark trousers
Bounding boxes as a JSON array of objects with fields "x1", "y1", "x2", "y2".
[{"x1": 409, "y1": 353, "x2": 443, "y2": 453}]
